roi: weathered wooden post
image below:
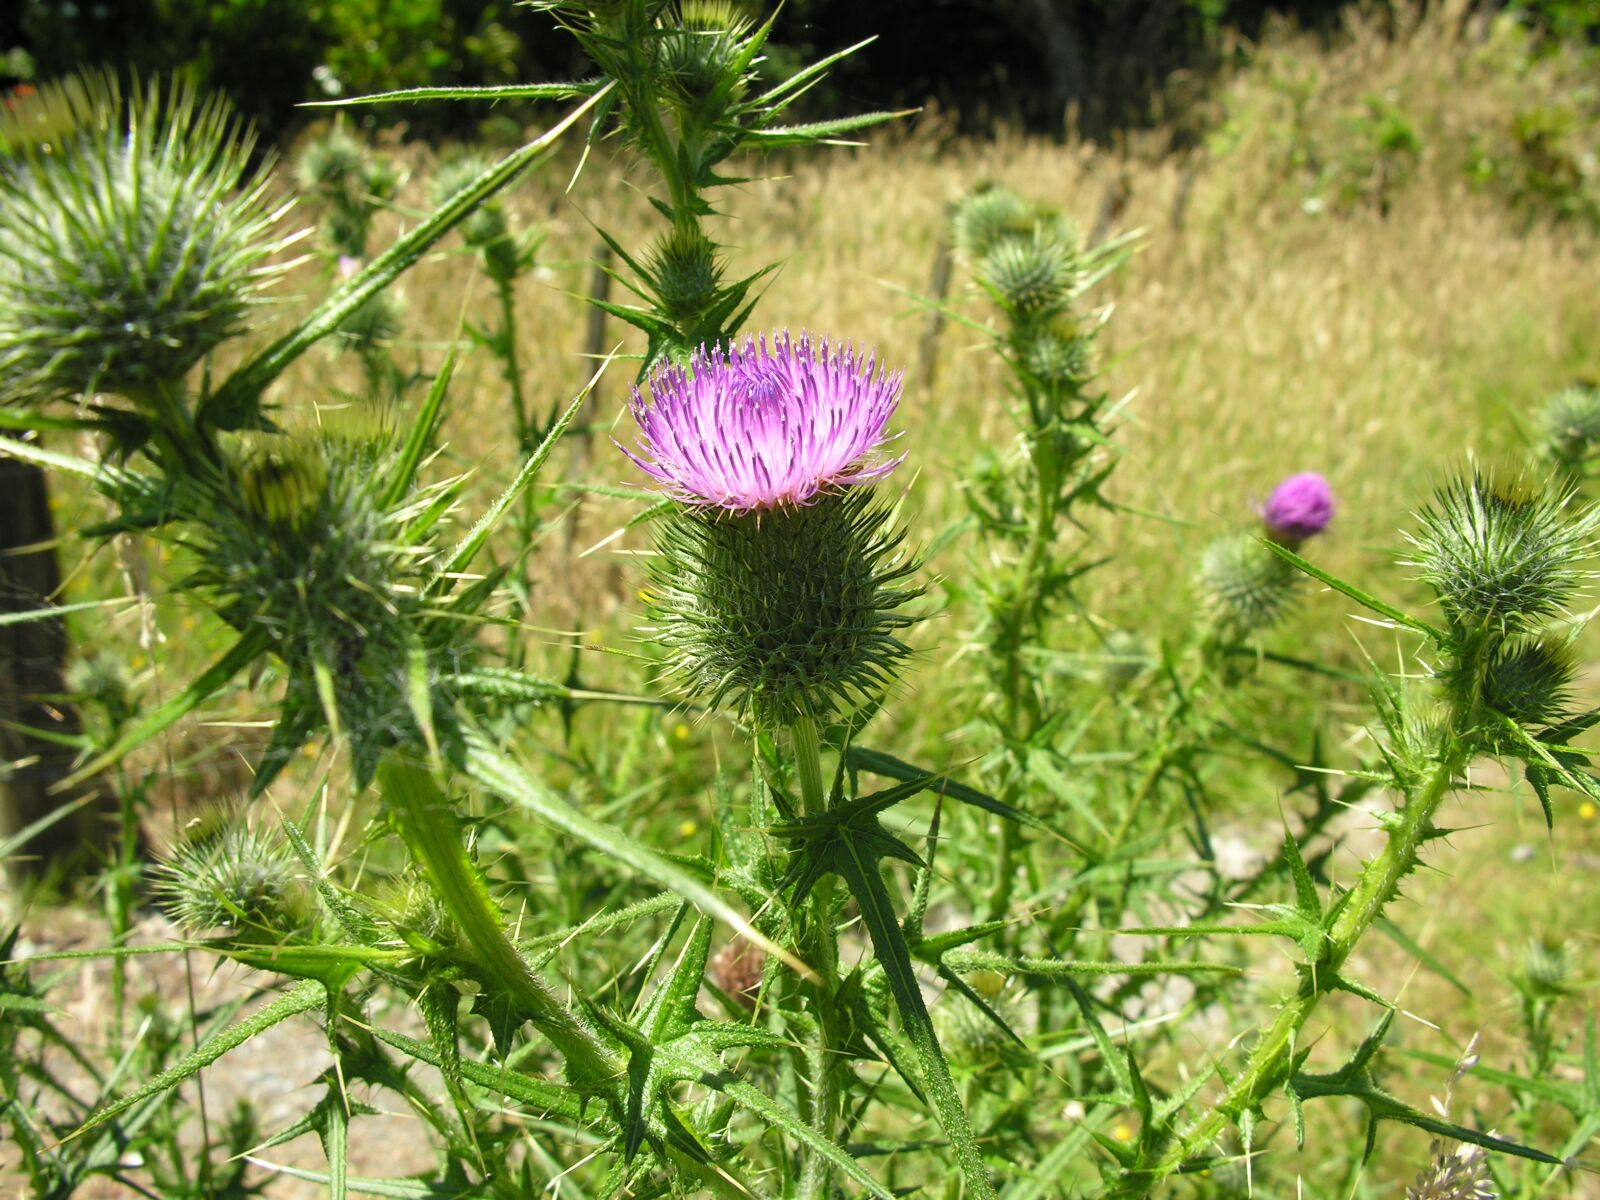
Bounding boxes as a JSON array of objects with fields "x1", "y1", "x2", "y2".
[{"x1": 0, "y1": 442, "x2": 91, "y2": 875}]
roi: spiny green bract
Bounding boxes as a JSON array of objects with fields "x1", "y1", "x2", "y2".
[
  {"x1": 1013, "y1": 317, "x2": 1091, "y2": 390},
  {"x1": 645, "y1": 226, "x2": 724, "y2": 324},
  {"x1": 1407, "y1": 472, "x2": 1600, "y2": 633},
  {"x1": 646, "y1": 488, "x2": 921, "y2": 728},
  {"x1": 1195, "y1": 531, "x2": 1301, "y2": 636},
  {"x1": 0, "y1": 73, "x2": 290, "y2": 407},
  {"x1": 655, "y1": 1, "x2": 754, "y2": 117}
]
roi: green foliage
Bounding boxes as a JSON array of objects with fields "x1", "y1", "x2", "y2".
[{"x1": 2, "y1": 14, "x2": 1598, "y2": 1200}]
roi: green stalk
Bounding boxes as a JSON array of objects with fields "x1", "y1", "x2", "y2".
[
  {"x1": 791, "y1": 714, "x2": 843, "y2": 1200},
  {"x1": 377, "y1": 754, "x2": 622, "y2": 1091},
  {"x1": 1131, "y1": 746, "x2": 1465, "y2": 1192},
  {"x1": 494, "y1": 278, "x2": 530, "y2": 449}
]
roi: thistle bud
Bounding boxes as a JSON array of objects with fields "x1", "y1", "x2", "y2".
[
  {"x1": 646, "y1": 226, "x2": 723, "y2": 323},
  {"x1": 0, "y1": 73, "x2": 289, "y2": 406},
  {"x1": 1408, "y1": 472, "x2": 1599, "y2": 633},
  {"x1": 1521, "y1": 936, "x2": 1569, "y2": 995},
  {"x1": 934, "y1": 977, "x2": 1024, "y2": 1070},
  {"x1": 1195, "y1": 532, "x2": 1300, "y2": 636},
  {"x1": 430, "y1": 153, "x2": 520, "y2": 281},
  {"x1": 621, "y1": 332, "x2": 920, "y2": 727},
  {"x1": 1481, "y1": 636, "x2": 1575, "y2": 728},
  {"x1": 978, "y1": 227, "x2": 1077, "y2": 317},
  {"x1": 950, "y1": 186, "x2": 1034, "y2": 261},
  {"x1": 295, "y1": 126, "x2": 364, "y2": 194},
  {"x1": 656, "y1": 2, "x2": 752, "y2": 116},
  {"x1": 332, "y1": 290, "x2": 405, "y2": 359},
  {"x1": 1540, "y1": 383, "x2": 1600, "y2": 472},
  {"x1": 1013, "y1": 318, "x2": 1091, "y2": 389},
  {"x1": 156, "y1": 813, "x2": 312, "y2": 936}
]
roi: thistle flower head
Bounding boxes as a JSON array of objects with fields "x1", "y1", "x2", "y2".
[
  {"x1": 629, "y1": 332, "x2": 920, "y2": 726},
  {"x1": 0, "y1": 72, "x2": 291, "y2": 406},
  {"x1": 1408, "y1": 471, "x2": 1599, "y2": 633},
  {"x1": 1261, "y1": 472, "x2": 1335, "y2": 542},
  {"x1": 623, "y1": 331, "x2": 905, "y2": 512}
]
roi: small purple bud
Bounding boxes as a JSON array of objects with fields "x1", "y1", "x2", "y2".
[
  {"x1": 337, "y1": 255, "x2": 361, "y2": 280},
  {"x1": 1261, "y1": 472, "x2": 1335, "y2": 542}
]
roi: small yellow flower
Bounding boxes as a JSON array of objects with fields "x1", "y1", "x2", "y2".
[
  {"x1": 1580, "y1": 800, "x2": 1597, "y2": 821},
  {"x1": 1112, "y1": 1123, "x2": 1135, "y2": 1143},
  {"x1": 672, "y1": 723, "x2": 691, "y2": 741},
  {"x1": 677, "y1": 819, "x2": 698, "y2": 839}
]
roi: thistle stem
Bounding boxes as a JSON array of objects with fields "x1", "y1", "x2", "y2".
[
  {"x1": 1132, "y1": 745, "x2": 1465, "y2": 1192},
  {"x1": 790, "y1": 714, "x2": 842, "y2": 1199},
  {"x1": 377, "y1": 755, "x2": 622, "y2": 1090}
]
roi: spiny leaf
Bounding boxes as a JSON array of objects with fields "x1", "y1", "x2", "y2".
[{"x1": 67, "y1": 979, "x2": 324, "y2": 1142}]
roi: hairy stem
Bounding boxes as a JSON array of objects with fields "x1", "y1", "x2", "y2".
[
  {"x1": 1131, "y1": 746, "x2": 1464, "y2": 1191},
  {"x1": 791, "y1": 715, "x2": 843, "y2": 1200}
]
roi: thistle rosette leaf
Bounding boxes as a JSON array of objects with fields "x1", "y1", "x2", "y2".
[
  {"x1": 0, "y1": 72, "x2": 293, "y2": 409},
  {"x1": 621, "y1": 331, "x2": 920, "y2": 727}
]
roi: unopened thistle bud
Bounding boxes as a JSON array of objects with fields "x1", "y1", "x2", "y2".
[
  {"x1": 1014, "y1": 318, "x2": 1091, "y2": 389},
  {"x1": 950, "y1": 186, "x2": 1034, "y2": 261},
  {"x1": 978, "y1": 227, "x2": 1077, "y2": 317},
  {"x1": 1521, "y1": 936, "x2": 1569, "y2": 995},
  {"x1": 1481, "y1": 636, "x2": 1575, "y2": 728},
  {"x1": 156, "y1": 813, "x2": 311, "y2": 936},
  {"x1": 333, "y1": 290, "x2": 405, "y2": 359},
  {"x1": 231, "y1": 432, "x2": 331, "y2": 530},
  {"x1": 0, "y1": 73, "x2": 290, "y2": 406},
  {"x1": 621, "y1": 332, "x2": 920, "y2": 727},
  {"x1": 647, "y1": 226, "x2": 723, "y2": 323},
  {"x1": 430, "y1": 153, "x2": 520, "y2": 281},
  {"x1": 1540, "y1": 383, "x2": 1600, "y2": 472},
  {"x1": 1408, "y1": 472, "x2": 1599, "y2": 634},
  {"x1": 657, "y1": 1, "x2": 752, "y2": 115},
  {"x1": 1196, "y1": 532, "x2": 1300, "y2": 635},
  {"x1": 296, "y1": 127, "x2": 364, "y2": 194}
]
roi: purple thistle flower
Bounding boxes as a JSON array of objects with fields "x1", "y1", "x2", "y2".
[
  {"x1": 621, "y1": 331, "x2": 905, "y2": 511},
  {"x1": 1261, "y1": 472, "x2": 1336, "y2": 542}
]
